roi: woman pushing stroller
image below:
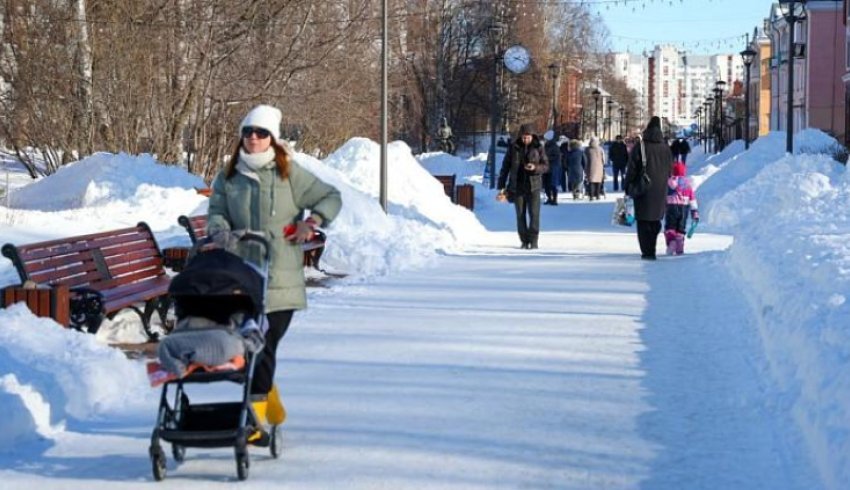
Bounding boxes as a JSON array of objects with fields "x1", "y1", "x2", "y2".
[{"x1": 208, "y1": 104, "x2": 342, "y2": 431}]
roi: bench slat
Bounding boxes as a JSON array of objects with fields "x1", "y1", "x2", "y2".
[
  {"x1": 17, "y1": 229, "x2": 150, "y2": 261},
  {"x1": 101, "y1": 277, "x2": 171, "y2": 311}
]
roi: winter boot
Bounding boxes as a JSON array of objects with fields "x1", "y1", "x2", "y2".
[
  {"x1": 664, "y1": 230, "x2": 678, "y2": 255},
  {"x1": 266, "y1": 384, "x2": 287, "y2": 425},
  {"x1": 675, "y1": 233, "x2": 686, "y2": 255},
  {"x1": 248, "y1": 395, "x2": 271, "y2": 445}
]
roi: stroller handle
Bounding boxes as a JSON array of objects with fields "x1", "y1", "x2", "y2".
[
  {"x1": 237, "y1": 231, "x2": 271, "y2": 264},
  {"x1": 192, "y1": 230, "x2": 272, "y2": 266}
]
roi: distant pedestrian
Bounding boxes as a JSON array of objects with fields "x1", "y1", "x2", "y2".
[
  {"x1": 564, "y1": 139, "x2": 586, "y2": 200},
  {"x1": 558, "y1": 136, "x2": 569, "y2": 192},
  {"x1": 608, "y1": 134, "x2": 629, "y2": 192},
  {"x1": 584, "y1": 137, "x2": 605, "y2": 201},
  {"x1": 497, "y1": 124, "x2": 549, "y2": 249},
  {"x1": 664, "y1": 161, "x2": 699, "y2": 255},
  {"x1": 625, "y1": 116, "x2": 674, "y2": 260},
  {"x1": 542, "y1": 130, "x2": 562, "y2": 205},
  {"x1": 670, "y1": 138, "x2": 681, "y2": 162},
  {"x1": 677, "y1": 137, "x2": 691, "y2": 163}
]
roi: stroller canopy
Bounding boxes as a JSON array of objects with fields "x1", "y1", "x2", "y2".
[{"x1": 169, "y1": 249, "x2": 265, "y2": 320}]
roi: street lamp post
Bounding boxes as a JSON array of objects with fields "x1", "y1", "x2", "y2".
[
  {"x1": 778, "y1": 0, "x2": 807, "y2": 154},
  {"x1": 740, "y1": 45, "x2": 757, "y2": 150},
  {"x1": 548, "y1": 62, "x2": 561, "y2": 131},
  {"x1": 714, "y1": 80, "x2": 726, "y2": 153},
  {"x1": 592, "y1": 88, "x2": 601, "y2": 137},
  {"x1": 605, "y1": 99, "x2": 613, "y2": 140},
  {"x1": 486, "y1": 22, "x2": 504, "y2": 189},
  {"x1": 695, "y1": 106, "x2": 702, "y2": 148},
  {"x1": 702, "y1": 97, "x2": 714, "y2": 153}
]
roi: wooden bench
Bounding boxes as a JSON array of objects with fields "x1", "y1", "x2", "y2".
[
  {"x1": 177, "y1": 214, "x2": 327, "y2": 270},
  {"x1": 1, "y1": 222, "x2": 171, "y2": 340},
  {"x1": 434, "y1": 174, "x2": 456, "y2": 202}
]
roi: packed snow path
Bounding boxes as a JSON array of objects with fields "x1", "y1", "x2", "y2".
[
  {"x1": 283, "y1": 198, "x2": 819, "y2": 489},
  {"x1": 0, "y1": 196, "x2": 822, "y2": 489}
]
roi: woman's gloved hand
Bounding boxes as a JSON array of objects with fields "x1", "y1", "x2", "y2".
[{"x1": 284, "y1": 217, "x2": 319, "y2": 244}]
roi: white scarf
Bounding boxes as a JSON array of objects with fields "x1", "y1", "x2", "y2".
[{"x1": 239, "y1": 147, "x2": 276, "y2": 170}]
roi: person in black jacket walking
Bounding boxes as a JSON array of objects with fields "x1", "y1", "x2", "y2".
[
  {"x1": 608, "y1": 134, "x2": 629, "y2": 191},
  {"x1": 625, "y1": 116, "x2": 674, "y2": 260},
  {"x1": 498, "y1": 124, "x2": 549, "y2": 249},
  {"x1": 542, "y1": 130, "x2": 562, "y2": 205}
]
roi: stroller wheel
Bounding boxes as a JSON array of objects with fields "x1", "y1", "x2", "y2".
[
  {"x1": 171, "y1": 444, "x2": 185, "y2": 463},
  {"x1": 235, "y1": 451, "x2": 250, "y2": 481},
  {"x1": 270, "y1": 425, "x2": 282, "y2": 459},
  {"x1": 151, "y1": 450, "x2": 167, "y2": 481}
]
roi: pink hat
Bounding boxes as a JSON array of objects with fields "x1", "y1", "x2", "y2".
[{"x1": 672, "y1": 161, "x2": 686, "y2": 177}]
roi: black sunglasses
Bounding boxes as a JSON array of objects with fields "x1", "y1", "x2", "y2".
[{"x1": 241, "y1": 126, "x2": 271, "y2": 139}]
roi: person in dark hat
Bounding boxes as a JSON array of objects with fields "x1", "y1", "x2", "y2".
[
  {"x1": 497, "y1": 123, "x2": 549, "y2": 249},
  {"x1": 625, "y1": 115, "x2": 673, "y2": 260}
]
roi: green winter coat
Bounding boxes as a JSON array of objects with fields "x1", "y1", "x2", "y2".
[{"x1": 207, "y1": 161, "x2": 342, "y2": 312}]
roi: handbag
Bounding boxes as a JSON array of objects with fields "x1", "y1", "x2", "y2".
[
  {"x1": 626, "y1": 139, "x2": 651, "y2": 198},
  {"x1": 611, "y1": 196, "x2": 635, "y2": 227}
]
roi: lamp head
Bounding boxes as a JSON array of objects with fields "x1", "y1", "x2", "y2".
[
  {"x1": 778, "y1": 0, "x2": 807, "y2": 22},
  {"x1": 740, "y1": 47, "x2": 757, "y2": 67}
]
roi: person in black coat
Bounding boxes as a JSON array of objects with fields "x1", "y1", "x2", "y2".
[
  {"x1": 497, "y1": 123, "x2": 549, "y2": 249},
  {"x1": 625, "y1": 116, "x2": 674, "y2": 260},
  {"x1": 608, "y1": 134, "x2": 629, "y2": 192},
  {"x1": 670, "y1": 138, "x2": 681, "y2": 162},
  {"x1": 678, "y1": 137, "x2": 691, "y2": 163},
  {"x1": 542, "y1": 130, "x2": 562, "y2": 205},
  {"x1": 563, "y1": 139, "x2": 586, "y2": 200}
]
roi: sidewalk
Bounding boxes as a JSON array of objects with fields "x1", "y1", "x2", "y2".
[{"x1": 276, "y1": 200, "x2": 819, "y2": 488}]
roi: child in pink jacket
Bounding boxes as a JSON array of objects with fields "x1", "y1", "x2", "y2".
[{"x1": 664, "y1": 161, "x2": 699, "y2": 255}]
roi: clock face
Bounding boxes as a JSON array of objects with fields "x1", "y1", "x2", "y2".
[{"x1": 503, "y1": 45, "x2": 531, "y2": 74}]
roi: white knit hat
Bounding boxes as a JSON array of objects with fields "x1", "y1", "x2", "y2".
[
  {"x1": 543, "y1": 130, "x2": 554, "y2": 141},
  {"x1": 239, "y1": 104, "x2": 282, "y2": 140}
]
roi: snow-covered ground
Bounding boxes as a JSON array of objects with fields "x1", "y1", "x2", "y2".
[{"x1": 0, "y1": 133, "x2": 847, "y2": 488}]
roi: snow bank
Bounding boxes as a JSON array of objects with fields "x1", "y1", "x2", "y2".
[
  {"x1": 699, "y1": 130, "x2": 844, "y2": 233},
  {"x1": 699, "y1": 130, "x2": 850, "y2": 490},
  {"x1": 1, "y1": 140, "x2": 491, "y2": 281},
  {"x1": 0, "y1": 304, "x2": 155, "y2": 452},
  {"x1": 8, "y1": 152, "x2": 206, "y2": 211},
  {"x1": 323, "y1": 138, "x2": 488, "y2": 244},
  {"x1": 416, "y1": 151, "x2": 487, "y2": 185}
]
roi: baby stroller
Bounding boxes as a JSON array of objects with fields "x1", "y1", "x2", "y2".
[{"x1": 148, "y1": 233, "x2": 278, "y2": 481}]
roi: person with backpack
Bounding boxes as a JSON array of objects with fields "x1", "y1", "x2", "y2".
[{"x1": 664, "y1": 161, "x2": 699, "y2": 255}]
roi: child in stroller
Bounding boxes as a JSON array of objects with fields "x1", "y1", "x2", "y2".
[{"x1": 148, "y1": 233, "x2": 281, "y2": 481}]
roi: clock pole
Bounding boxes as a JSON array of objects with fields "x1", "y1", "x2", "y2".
[{"x1": 486, "y1": 23, "x2": 504, "y2": 190}]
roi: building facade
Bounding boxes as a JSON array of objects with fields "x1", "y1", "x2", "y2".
[{"x1": 768, "y1": 0, "x2": 845, "y2": 141}]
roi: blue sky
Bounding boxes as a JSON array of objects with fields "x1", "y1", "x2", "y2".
[{"x1": 597, "y1": 0, "x2": 772, "y2": 55}]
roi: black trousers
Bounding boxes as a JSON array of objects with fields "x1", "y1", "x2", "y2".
[
  {"x1": 636, "y1": 219, "x2": 662, "y2": 258},
  {"x1": 251, "y1": 309, "x2": 294, "y2": 395},
  {"x1": 513, "y1": 191, "x2": 541, "y2": 246},
  {"x1": 612, "y1": 167, "x2": 626, "y2": 191}
]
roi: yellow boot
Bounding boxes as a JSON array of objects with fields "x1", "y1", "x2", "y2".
[
  {"x1": 251, "y1": 398, "x2": 268, "y2": 425},
  {"x1": 266, "y1": 384, "x2": 287, "y2": 425},
  {"x1": 248, "y1": 398, "x2": 269, "y2": 444}
]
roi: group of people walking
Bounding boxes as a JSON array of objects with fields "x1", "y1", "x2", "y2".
[{"x1": 497, "y1": 116, "x2": 698, "y2": 259}]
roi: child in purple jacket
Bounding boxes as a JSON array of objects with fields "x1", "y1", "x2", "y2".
[{"x1": 664, "y1": 161, "x2": 699, "y2": 255}]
